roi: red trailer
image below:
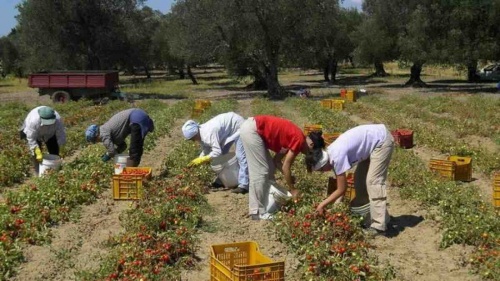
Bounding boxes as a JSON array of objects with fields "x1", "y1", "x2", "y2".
[{"x1": 28, "y1": 71, "x2": 120, "y2": 103}]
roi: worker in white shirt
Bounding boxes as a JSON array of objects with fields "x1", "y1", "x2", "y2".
[
  {"x1": 19, "y1": 106, "x2": 66, "y2": 175},
  {"x1": 306, "y1": 124, "x2": 394, "y2": 237},
  {"x1": 182, "y1": 112, "x2": 249, "y2": 194}
]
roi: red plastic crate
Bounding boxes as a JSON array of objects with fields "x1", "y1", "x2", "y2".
[{"x1": 391, "y1": 129, "x2": 414, "y2": 149}]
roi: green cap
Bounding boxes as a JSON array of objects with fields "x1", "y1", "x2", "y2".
[{"x1": 38, "y1": 106, "x2": 56, "y2": 125}]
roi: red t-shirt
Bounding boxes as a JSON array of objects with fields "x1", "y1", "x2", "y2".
[{"x1": 254, "y1": 115, "x2": 305, "y2": 154}]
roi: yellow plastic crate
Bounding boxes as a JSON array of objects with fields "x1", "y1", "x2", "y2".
[
  {"x1": 346, "y1": 89, "x2": 356, "y2": 102},
  {"x1": 327, "y1": 174, "x2": 355, "y2": 202},
  {"x1": 323, "y1": 132, "x2": 341, "y2": 146},
  {"x1": 429, "y1": 159, "x2": 456, "y2": 181},
  {"x1": 331, "y1": 99, "x2": 345, "y2": 111},
  {"x1": 112, "y1": 175, "x2": 144, "y2": 200},
  {"x1": 191, "y1": 108, "x2": 205, "y2": 118},
  {"x1": 210, "y1": 241, "x2": 284, "y2": 281},
  {"x1": 195, "y1": 100, "x2": 212, "y2": 110},
  {"x1": 429, "y1": 156, "x2": 472, "y2": 182},
  {"x1": 448, "y1": 156, "x2": 472, "y2": 182},
  {"x1": 493, "y1": 173, "x2": 500, "y2": 208},
  {"x1": 121, "y1": 167, "x2": 152, "y2": 180},
  {"x1": 320, "y1": 99, "x2": 333, "y2": 109},
  {"x1": 303, "y1": 124, "x2": 323, "y2": 136}
]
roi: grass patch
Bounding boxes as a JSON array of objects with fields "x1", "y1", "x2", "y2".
[{"x1": 0, "y1": 76, "x2": 30, "y2": 94}]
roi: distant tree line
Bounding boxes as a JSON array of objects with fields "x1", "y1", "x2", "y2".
[{"x1": 0, "y1": 0, "x2": 499, "y2": 98}]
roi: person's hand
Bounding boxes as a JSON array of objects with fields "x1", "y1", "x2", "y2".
[
  {"x1": 188, "y1": 155, "x2": 211, "y2": 167},
  {"x1": 101, "y1": 153, "x2": 111, "y2": 162},
  {"x1": 315, "y1": 203, "x2": 325, "y2": 216},
  {"x1": 34, "y1": 147, "x2": 43, "y2": 162},
  {"x1": 290, "y1": 188, "x2": 300, "y2": 198}
]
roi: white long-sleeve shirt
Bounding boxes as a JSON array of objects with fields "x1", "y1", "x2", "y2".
[
  {"x1": 22, "y1": 106, "x2": 66, "y2": 151},
  {"x1": 199, "y1": 112, "x2": 245, "y2": 158}
]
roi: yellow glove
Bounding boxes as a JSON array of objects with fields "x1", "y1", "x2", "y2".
[
  {"x1": 188, "y1": 155, "x2": 211, "y2": 167},
  {"x1": 34, "y1": 147, "x2": 43, "y2": 162}
]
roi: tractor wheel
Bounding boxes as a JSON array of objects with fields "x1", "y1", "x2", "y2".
[{"x1": 52, "y1": 91, "x2": 71, "y2": 103}]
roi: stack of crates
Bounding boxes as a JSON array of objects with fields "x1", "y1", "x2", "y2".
[
  {"x1": 429, "y1": 156, "x2": 472, "y2": 182},
  {"x1": 327, "y1": 173, "x2": 356, "y2": 202},
  {"x1": 320, "y1": 99, "x2": 345, "y2": 111},
  {"x1": 112, "y1": 167, "x2": 152, "y2": 200},
  {"x1": 210, "y1": 241, "x2": 285, "y2": 281},
  {"x1": 493, "y1": 173, "x2": 500, "y2": 208},
  {"x1": 192, "y1": 100, "x2": 212, "y2": 118},
  {"x1": 391, "y1": 129, "x2": 414, "y2": 149},
  {"x1": 303, "y1": 124, "x2": 323, "y2": 136},
  {"x1": 323, "y1": 132, "x2": 341, "y2": 146}
]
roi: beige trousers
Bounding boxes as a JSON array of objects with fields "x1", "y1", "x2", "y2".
[
  {"x1": 240, "y1": 118, "x2": 276, "y2": 215},
  {"x1": 353, "y1": 130, "x2": 394, "y2": 231}
]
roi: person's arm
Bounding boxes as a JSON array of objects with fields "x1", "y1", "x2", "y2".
[
  {"x1": 100, "y1": 129, "x2": 116, "y2": 157},
  {"x1": 316, "y1": 173, "x2": 347, "y2": 215},
  {"x1": 273, "y1": 152, "x2": 285, "y2": 173},
  {"x1": 281, "y1": 150, "x2": 299, "y2": 196}
]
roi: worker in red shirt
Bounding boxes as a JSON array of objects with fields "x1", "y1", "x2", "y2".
[{"x1": 240, "y1": 115, "x2": 311, "y2": 220}]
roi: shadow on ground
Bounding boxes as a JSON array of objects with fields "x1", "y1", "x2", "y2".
[{"x1": 385, "y1": 215, "x2": 424, "y2": 238}]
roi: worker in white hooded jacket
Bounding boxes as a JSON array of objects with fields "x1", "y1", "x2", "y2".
[
  {"x1": 182, "y1": 112, "x2": 249, "y2": 194},
  {"x1": 20, "y1": 106, "x2": 66, "y2": 175}
]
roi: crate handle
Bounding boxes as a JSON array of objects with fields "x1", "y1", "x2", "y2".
[{"x1": 223, "y1": 247, "x2": 240, "y2": 253}]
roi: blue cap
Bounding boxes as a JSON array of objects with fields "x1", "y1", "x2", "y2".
[{"x1": 85, "y1": 125, "x2": 99, "y2": 143}]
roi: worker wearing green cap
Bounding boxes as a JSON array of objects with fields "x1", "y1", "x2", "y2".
[{"x1": 19, "y1": 106, "x2": 66, "y2": 175}]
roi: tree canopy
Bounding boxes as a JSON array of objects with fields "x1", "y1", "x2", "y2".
[{"x1": 1, "y1": 0, "x2": 499, "y2": 92}]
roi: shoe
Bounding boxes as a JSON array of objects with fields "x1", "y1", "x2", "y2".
[
  {"x1": 363, "y1": 227, "x2": 386, "y2": 237},
  {"x1": 250, "y1": 214, "x2": 260, "y2": 221},
  {"x1": 211, "y1": 180, "x2": 224, "y2": 188},
  {"x1": 231, "y1": 187, "x2": 248, "y2": 194},
  {"x1": 259, "y1": 213, "x2": 274, "y2": 220}
]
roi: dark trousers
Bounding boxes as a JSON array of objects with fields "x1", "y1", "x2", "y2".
[
  {"x1": 129, "y1": 123, "x2": 144, "y2": 166},
  {"x1": 20, "y1": 131, "x2": 59, "y2": 155}
]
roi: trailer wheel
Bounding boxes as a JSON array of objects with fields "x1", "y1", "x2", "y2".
[{"x1": 52, "y1": 91, "x2": 71, "y2": 103}]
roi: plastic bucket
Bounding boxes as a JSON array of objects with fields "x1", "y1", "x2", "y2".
[
  {"x1": 266, "y1": 182, "x2": 292, "y2": 214},
  {"x1": 39, "y1": 154, "x2": 62, "y2": 176},
  {"x1": 114, "y1": 154, "x2": 128, "y2": 174},
  {"x1": 210, "y1": 153, "x2": 239, "y2": 188}
]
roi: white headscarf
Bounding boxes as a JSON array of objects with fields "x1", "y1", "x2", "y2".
[{"x1": 182, "y1": 120, "x2": 200, "y2": 139}]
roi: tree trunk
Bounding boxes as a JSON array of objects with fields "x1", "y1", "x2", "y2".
[
  {"x1": 467, "y1": 62, "x2": 478, "y2": 82},
  {"x1": 323, "y1": 65, "x2": 330, "y2": 82},
  {"x1": 248, "y1": 70, "x2": 268, "y2": 90},
  {"x1": 323, "y1": 58, "x2": 336, "y2": 83},
  {"x1": 348, "y1": 56, "x2": 355, "y2": 68},
  {"x1": 187, "y1": 65, "x2": 198, "y2": 85},
  {"x1": 264, "y1": 63, "x2": 286, "y2": 99},
  {"x1": 330, "y1": 59, "x2": 338, "y2": 83},
  {"x1": 404, "y1": 62, "x2": 426, "y2": 87},
  {"x1": 178, "y1": 68, "x2": 185, "y2": 79},
  {"x1": 144, "y1": 66, "x2": 151, "y2": 79},
  {"x1": 373, "y1": 61, "x2": 388, "y2": 77}
]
